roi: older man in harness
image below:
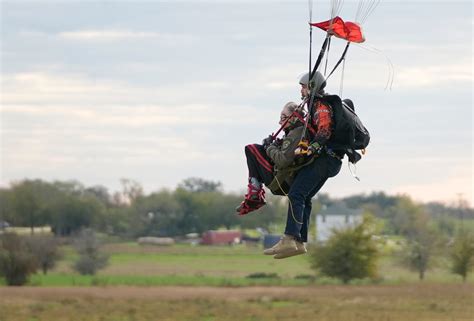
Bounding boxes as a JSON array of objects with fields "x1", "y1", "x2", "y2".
[
  {"x1": 264, "y1": 71, "x2": 344, "y2": 259},
  {"x1": 236, "y1": 101, "x2": 306, "y2": 215}
]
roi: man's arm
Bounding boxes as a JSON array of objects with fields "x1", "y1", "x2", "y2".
[
  {"x1": 266, "y1": 126, "x2": 304, "y2": 169},
  {"x1": 310, "y1": 101, "x2": 333, "y2": 150}
]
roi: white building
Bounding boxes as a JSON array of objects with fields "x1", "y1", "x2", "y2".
[{"x1": 315, "y1": 203, "x2": 362, "y2": 242}]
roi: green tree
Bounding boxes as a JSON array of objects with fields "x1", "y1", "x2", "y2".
[
  {"x1": 131, "y1": 190, "x2": 183, "y2": 237},
  {"x1": 50, "y1": 195, "x2": 105, "y2": 236},
  {"x1": 387, "y1": 196, "x2": 430, "y2": 238},
  {"x1": 10, "y1": 180, "x2": 54, "y2": 234},
  {"x1": 174, "y1": 188, "x2": 206, "y2": 234},
  {"x1": 309, "y1": 215, "x2": 380, "y2": 284},
  {"x1": 450, "y1": 230, "x2": 474, "y2": 282},
  {"x1": 178, "y1": 177, "x2": 222, "y2": 193},
  {"x1": 0, "y1": 188, "x2": 15, "y2": 225},
  {"x1": 0, "y1": 233, "x2": 38, "y2": 285},
  {"x1": 436, "y1": 216, "x2": 456, "y2": 237}
]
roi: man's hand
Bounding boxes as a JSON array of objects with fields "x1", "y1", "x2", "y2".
[
  {"x1": 307, "y1": 142, "x2": 321, "y2": 155},
  {"x1": 295, "y1": 141, "x2": 320, "y2": 156},
  {"x1": 274, "y1": 138, "x2": 283, "y2": 146},
  {"x1": 262, "y1": 135, "x2": 274, "y2": 149}
]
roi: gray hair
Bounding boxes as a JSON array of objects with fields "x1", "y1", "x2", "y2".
[
  {"x1": 283, "y1": 101, "x2": 299, "y2": 113},
  {"x1": 283, "y1": 102, "x2": 304, "y2": 118}
]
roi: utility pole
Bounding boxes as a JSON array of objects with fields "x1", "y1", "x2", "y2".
[{"x1": 457, "y1": 193, "x2": 464, "y2": 228}]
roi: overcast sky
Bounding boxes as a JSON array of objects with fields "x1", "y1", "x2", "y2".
[{"x1": 1, "y1": 0, "x2": 472, "y2": 206}]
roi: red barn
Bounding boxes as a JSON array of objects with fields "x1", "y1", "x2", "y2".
[{"x1": 201, "y1": 230, "x2": 241, "y2": 245}]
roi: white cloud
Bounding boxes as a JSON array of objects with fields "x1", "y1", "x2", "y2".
[
  {"x1": 326, "y1": 61, "x2": 472, "y2": 90},
  {"x1": 1, "y1": 71, "x2": 271, "y2": 184},
  {"x1": 394, "y1": 64, "x2": 472, "y2": 88},
  {"x1": 2, "y1": 104, "x2": 210, "y2": 126},
  {"x1": 16, "y1": 28, "x2": 194, "y2": 45},
  {"x1": 58, "y1": 30, "x2": 162, "y2": 40},
  {"x1": 2, "y1": 72, "x2": 127, "y2": 102},
  {"x1": 1, "y1": 72, "x2": 273, "y2": 124},
  {"x1": 56, "y1": 29, "x2": 195, "y2": 44},
  {"x1": 236, "y1": 64, "x2": 305, "y2": 91}
]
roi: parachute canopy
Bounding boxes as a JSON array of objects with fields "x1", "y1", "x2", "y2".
[{"x1": 310, "y1": 16, "x2": 365, "y2": 43}]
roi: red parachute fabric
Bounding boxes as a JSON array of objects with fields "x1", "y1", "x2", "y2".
[{"x1": 311, "y1": 16, "x2": 365, "y2": 43}]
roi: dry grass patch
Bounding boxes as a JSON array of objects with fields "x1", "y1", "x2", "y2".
[{"x1": 0, "y1": 284, "x2": 472, "y2": 321}]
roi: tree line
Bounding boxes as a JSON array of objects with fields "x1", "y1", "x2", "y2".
[
  {"x1": 1, "y1": 177, "x2": 472, "y2": 238},
  {"x1": 0, "y1": 177, "x2": 473, "y2": 285},
  {"x1": 0, "y1": 178, "x2": 287, "y2": 237}
]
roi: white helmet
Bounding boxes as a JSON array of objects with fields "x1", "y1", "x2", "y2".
[{"x1": 299, "y1": 71, "x2": 326, "y2": 92}]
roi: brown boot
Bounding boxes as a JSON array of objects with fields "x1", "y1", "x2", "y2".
[
  {"x1": 273, "y1": 241, "x2": 307, "y2": 259},
  {"x1": 263, "y1": 234, "x2": 298, "y2": 256}
]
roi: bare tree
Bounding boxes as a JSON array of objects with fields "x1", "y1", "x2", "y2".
[
  {"x1": 72, "y1": 229, "x2": 109, "y2": 275},
  {"x1": 402, "y1": 228, "x2": 437, "y2": 280},
  {"x1": 26, "y1": 235, "x2": 62, "y2": 275}
]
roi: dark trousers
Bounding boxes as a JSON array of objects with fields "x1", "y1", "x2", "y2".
[
  {"x1": 284, "y1": 154, "x2": 342, "y2": 242},
  {"x1": 244, "y1": 144, "x2": 274, "y2": 186}
]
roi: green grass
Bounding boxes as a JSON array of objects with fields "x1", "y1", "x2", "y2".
[
  {"x1": 55, "y1": 243, "x2": 314, "y2": 278},
  {"x1": 24, "y1": 274, "x2": 313, "y2": 287},
  {"x1": 1, "y1": 242, "x2": 472, "y2": 287}
]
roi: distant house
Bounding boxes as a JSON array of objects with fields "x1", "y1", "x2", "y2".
[
  {"x1": 0, "y1": 221, "x2": 10, "y2": 230},
  {"x1": 316, "y1": 203, "x2": 362, "y2": 242},
  {"x1": 201, "y1": 230, "x2": 241, "y2": 245}
]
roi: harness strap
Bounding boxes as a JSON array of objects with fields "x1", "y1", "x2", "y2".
[
  {"x1": 291, "y1": 111, "x2": 316, "y2": 136},
  {"x1": 325, "y1": 147, "x2": 342, "y2": 160}
]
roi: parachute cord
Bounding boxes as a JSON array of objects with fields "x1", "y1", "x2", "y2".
[
  {"x1": 308, "y1": 0, "x2": 313, "y2": 84},
  {"x1": 339, "y1": 58, "x2": 346, "y2": 96},
  {"x1": 355, "y1": 43, "x2": 394, "y2": 90},
  {"x1": 324, "y1": 37, "x2": 332, "y2": 76},
  {"x1": 356, "y1": 0, "x2": 380, "y2": 24},
  {"x1": 274, "y1": 174, "x2": 303, "y2": 225},
  {"x1": 348, "y1": 161, "x2": 361, "y2": 181},
  {"x1": 331, "y1": 0, "x2": 344, "y2": 19},
  {"x1": 360, "y1": 0, "x2": 380, "y2": 24},
  {"x1": 355, "y1": 0, "x2": 363, "y2": 22}
]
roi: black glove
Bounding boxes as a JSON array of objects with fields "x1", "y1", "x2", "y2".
[
  {"x1": 262, "y1": 135, "x2": 274, "y2": 149},
  {"x1": 274, "y1": 138, "x2": 283, "y2": 147}
]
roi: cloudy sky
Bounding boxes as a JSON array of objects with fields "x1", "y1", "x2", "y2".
[{"x1": 1, "y1": 0, "x2": 472, "y2": 206}]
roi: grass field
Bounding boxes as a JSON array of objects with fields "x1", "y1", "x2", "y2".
[
  {"x1": 1, "y1": 284, "x2": 472, "y2": 321},
  {"x1": 1, "y1": 242, "x2": 473, "y2": 321},
  {"x1": 20, "y1": 242, "x2": 471, "y2": 286}
]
